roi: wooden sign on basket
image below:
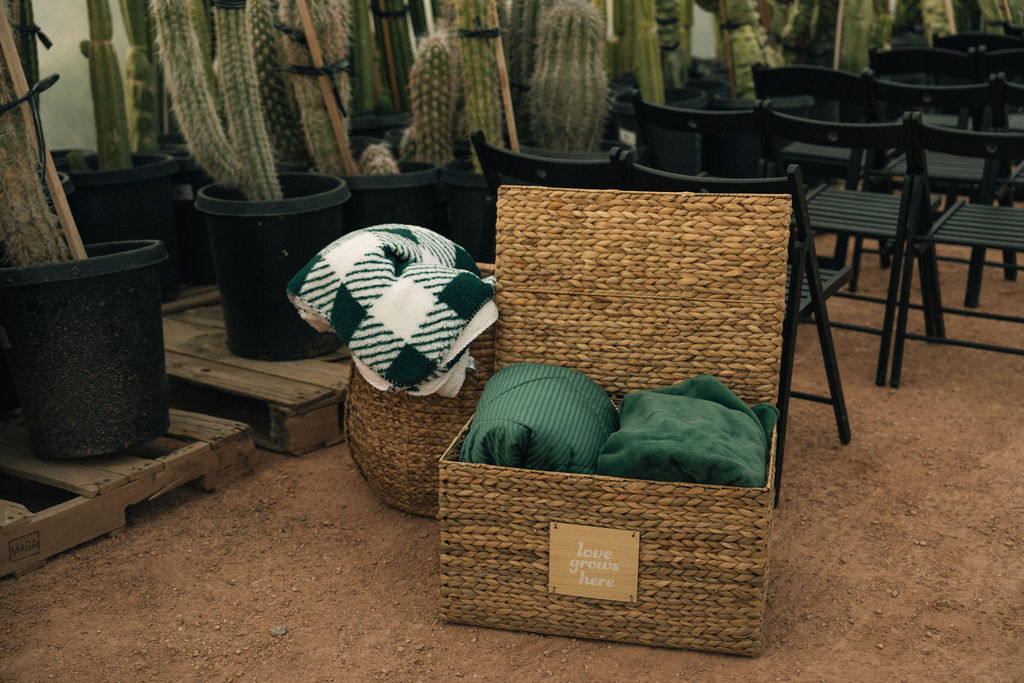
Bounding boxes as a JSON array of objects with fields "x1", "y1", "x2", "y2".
[{"x1": 548, "y1": 522, "x2": 640, "y2": 603}]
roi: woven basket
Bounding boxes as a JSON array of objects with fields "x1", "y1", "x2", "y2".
[
  {"x1": 344, "y1": 264, "x2": 495, "y2": 518},
  {"x1": 438, "y1": 186, "x2": 791, "y2": 655}
]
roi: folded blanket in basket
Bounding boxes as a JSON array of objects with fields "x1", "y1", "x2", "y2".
[
  {"x1": 286, "y1": 224, "x2": 497, "y2": 397},
  {"x1": 596, "y1": 374, "x2": 779, "y2": 487},
  {"x1": 458, "y1": 363, "x2": 619, "y2": 474}
]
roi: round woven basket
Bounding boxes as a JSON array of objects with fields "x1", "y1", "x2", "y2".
[{"x1": 343, "y1": 265, "x2": 496, "y2": 517}]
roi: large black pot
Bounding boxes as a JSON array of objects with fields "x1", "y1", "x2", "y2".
[
  {"x1": 165, "y1": 151, "x2": 218, "y2": 285},
  {"x1": 0, "y1": 240, "x2": 170, "y2": 458},
  {"x1": 440, "y1": 160, "x2": 493, "y2": 263},
  {"x1": 60, "y1": 152, "x2": 181, "y2": 301},
  {"x1": 196, "y1": 172, "x2": 351, "y2": 361},
  {"x1": 344, "y1": 162, "x2": 442, "y2": 234}
]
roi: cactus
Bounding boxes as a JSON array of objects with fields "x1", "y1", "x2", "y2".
[
  {"x1": 250, "y1": 0, "x2": 309, "y2": 164},
  {"x1": 350, "y1": 0, "x2": 378, "y2": 114},
  {"x1": 357, "y1": 142, "x2": 401, "y2": 174},
  {"x1": 406, "y1": 33, "x2": 456, "y2": 167},
  {"x1": 372, "y1": 0, "x2": 415, "y2": 112},
  {"x1": 152, "y1": 0, "x2": 281, "y2": 201},
  {"x1": 277, "y1": 0, "x2": 354, "y2": 176},
  {"x1": 631, "y1": 0, "x2": 665, "y2": 104},
  {"x1": 506, "y1": 0, "x2": 556, "y2": 139},
  {"x1": 0, "y1": 45, "x2": 71, "y2": 266},
  {"x1": 14, "y1": 0, "x2": 39, "y2": 90},
  {"x1": 82, "y1": 0, "x2": 132, "y2": 170},
  {"x1": 528, "y1": 0, "x2": 609, "y2": 152},
  {"x1": 455, "y1": 0, "x2": 503, "y2": 172},
  {"x1": 119, "y1": 0, "x2": 158, "y2": 152},
  {"x1": 657, "y1": 0, "x2": 688, "y2": 88}
]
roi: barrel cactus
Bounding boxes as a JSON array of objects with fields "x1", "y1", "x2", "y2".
[
  {"x1": 152, "y1": 0, "x2": 282, "y2": 201},
  {"x1": 405, "y1": 32, "x2": 456, "y2": 168},
  {"x1": 357, "y1": 142, "x2": 401, "y2": 175},
  {"x1": 528, "y1": 0, "x2": 609, "y2": 152}
]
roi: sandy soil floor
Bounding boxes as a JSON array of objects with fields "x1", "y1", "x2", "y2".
[{"x1": 1, "y1": 240, "x2": 1022, "y2": 681}]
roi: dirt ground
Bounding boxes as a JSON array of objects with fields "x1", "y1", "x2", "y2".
[{"x1": 1, "y1": 239, "x2": 1022, "y2": 682}]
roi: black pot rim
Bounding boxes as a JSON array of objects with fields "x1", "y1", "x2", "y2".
[
  {"x1": 0, "y1": 239, "x2": 169, "y2": 288},
  {"x1": 195, "y1": 172, "x2": 351, "y2": 217},
  {"x1": 345, "y1": 162, "x2": 439, "y2": 190},
  {"x1": 440, "y1": 160, "x2": 487, "y2": 186},
  {"x1": 63, "y1": 153, "x2": 179, "y2": 186}
]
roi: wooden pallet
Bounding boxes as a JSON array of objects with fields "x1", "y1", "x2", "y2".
[
  {"x1": 161, "y1": 283, "x2": 221, "y2": 315},
  {"x1": 163, "y1": 305, "x2": 351, "y2": 455},
  {"x1": 0, "y1": 409, "x2": 254, "y2": 578}
]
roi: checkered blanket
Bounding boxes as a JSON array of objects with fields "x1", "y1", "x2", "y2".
[{"x1": 287, "y1": 225, "x2": 497, "y2": 397}]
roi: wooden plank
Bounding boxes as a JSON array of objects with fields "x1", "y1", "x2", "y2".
[
  {"x1": 165, "y1": 408, "x2": 252, "y2": 445},
  {"x1": 1, "y1": 499, "x2": 31, "y2": 527},
  {"x1": 165, "y1": 350, "x2": 340, "y2": 409},
  {"x1": 270, "y1": 403, "x2": 343, "y2": 455},
  {"x1": 161, "y1": 285, "x2": 221, "y2": 315},
  {"x1": 0, "y1": 425, "x2": 123, "y2": 498},
  {"x1": 163, "y1": 317, "x2": 351, "y2": 392},
  {"x1": 166, "y1": 304, "x2": 227, "y2": 328}
]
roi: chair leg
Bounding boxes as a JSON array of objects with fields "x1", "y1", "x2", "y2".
[
  {"x1": 773, "y1": 247, "x2": 808, "y2": 508},
  {"x1": 918, "y1": 244, "x2": 946, "y2": 339},
  {"x1": 875, "y1": 232, "x2": 908, "y2": 387},
  {"x1": 808, "y1": 265, "x2": 851, "y2": 444},
  {"x1": 849, "y1": 236, "x2": 863, "y2": 292},
  {"x1": 964, "y1": 246, "x2": 985, "y2": 308},
  {"x1": 879, "y1": 239, "x2": 891, "y2": 269},
  {"x1": 1002, "y1": 250, "x2": 1018, "y2": 282}
]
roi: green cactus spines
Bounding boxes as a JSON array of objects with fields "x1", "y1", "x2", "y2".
[
  {"x1": 119, "y1": 0, "x2": 158, "y2": 152},
  {"x1": 357, "y1": 142, "x2": 401, "y2": 175},
  {"x1": 657, "y1": 0, "x2": 688, "y2": 88},
  {"x1": 152, "y1": 0, "x2": 281, "y2": 200},
  {"x1": 528, "y1": 0, "x2": 609, "y2": 152},
  {"x1": 83, "y1": 0, "x2": 132, "y2": 170},
  {"x1": 632, "y1": 0, "x2": 664, "y2": 104},
  {"x1": 455, "y1": 0, "x2": 503, "y2": 172},
  {"x1": 0, "y1": 47, "x2": 71, "y2": 266},
  {"x1": 277, "y1": 0, "x2": 354, "y2": 176},
  {"x1": 190, "y1": 0, "x2": 217, "y2": 97},
  {"x1": 350, "y1": 0, "x2": 377, "y2": 115},
  {"x1": 507, "y1": 0, "x2": 556, "y2": 138},
  {"x1": 373, "y1": 0, "x2": 415, "y2": 112},
  {"x1": 406, "y1": 33, "x2": 456, "y2": 167},
  {"x1": 250, "y1": 0, "x2": 308, "y2": 165}
]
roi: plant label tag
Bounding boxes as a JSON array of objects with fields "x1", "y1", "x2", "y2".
[
  {"x1": 171, "y1": 183, "x2": 194, "y2": 202},
  {"x1": 618, "y1": 128, "x2": 637, "y2": 147},
  {"x1": 548, "y1": 522, "x2": 639, "y2": 602}
]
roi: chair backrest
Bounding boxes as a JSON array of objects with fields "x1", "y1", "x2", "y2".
[
  {"x1": 993, "y1": 76, "x2": 1024, "y2": 129},
  {"x1": 470, "y1": 129, "x2": 624, "y2": 195},
  {"x1": 933, "y1": 31, "x2": 1024, "y2": 52},
  {"x1": 760, "y1": 101, "x2": 923, "y2": 187},
  {"x1": 977, "y1": 47, "x2": 1024, "y2": 81},
  {"x1": 751, "y1": 63, "x2": 873, "y2": 121},
  {"x1": 867, "y1": 46, "x2": 979, "y2": 84},
  {"x1": 631, "y1": 92, "x2": 767, "y2": 178},
  {"x1": 1003, "y1": 22, "x2": 1024, "y2": 38},
  {"x1": 867, "y1": 70, "x2": 995, "y2": 129}
]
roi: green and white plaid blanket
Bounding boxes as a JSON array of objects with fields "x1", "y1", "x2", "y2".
[{"x1": 287, "y1": 225, "x2": 497, "y2": 397}]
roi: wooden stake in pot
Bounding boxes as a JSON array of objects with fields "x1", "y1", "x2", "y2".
[
  {"x1": 833, "y1": 0, "x2": 846, "y2": 70},
  {"x1": 717, "y1": 0, "x2": 737, "y2": 98},
  {"x1": 488, "y1": 0, "x2": 519, "y2": 151},
  {"x1": 944, "y1": 0, "x2": 958, "y2": 34},
  {"x1": 377, "y1": 0, "x2": 402, "y2": 112},
  {"x1": 0, "y1": 10, "x2": 86, "y2": 260},
  {"x1": 294, "y1": 0, "x2": 357, "y2": 175}
]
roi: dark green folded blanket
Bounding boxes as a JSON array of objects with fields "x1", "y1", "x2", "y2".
[
  {"x1": 596, "y1": 374, "x2": 779, "y2": 487},
  {"x1": 458, "y1": 363, "x2": 618, "y2": 473}
]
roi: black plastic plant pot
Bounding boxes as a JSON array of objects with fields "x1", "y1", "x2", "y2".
[
  {"x1": 195, "y1": 173, "x2": 350, "y2": 361},
  {"x1": 343, "y1": 162, "x2": 442, "y2": 234},
  {"x1": 60, "y1": 152, "x2": 181, "y2": 302},
  {"x1": 351, "y1": 111, "x2": 412, "y2": 140},
  {"x1": 440, "y1": 160, "x2": 494, "y2": 263},
  {"x1": 165, "y1": 151, "x2": 218, "y2": 285},
  {"x1": 0, "y1": 240, "x2": 170, "y2": 459}
]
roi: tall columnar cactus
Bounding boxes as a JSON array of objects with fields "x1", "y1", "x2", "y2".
[
  {"x1": 405, "y1": 32, "x2": 456, "y2": 168},
  {"x1": 82, "y1": 0, "x2": 132, "y2": 170},
  {"x1": 152, "y1": 0, "x2": 281, "y2": 201},
  {"x1": 455, "y1": 0, "x2": 503, "y2": 171},
  {"x1": 0, "y1": 44, "x2": 71, "y2": 266},
  {"x1": 277, "y1": 0, "x2": 353, "y2": 176},
  {"x1": 373, "y1": 0, "x2": 415, "y2": 112},
  {"x1": 350, "y1": 0, "x2": 378, "y2": 114},
  {"x1": 631, "y1": 0, "x2": 665, "y2": 104},
  {"x1": 528, "y1": 0, "x2": 609, "y2": 152},
  {"x1": 657, "y1": 0, "x2": 688, "y2": 88},
  {"x1": 119, "y1": 0, "x2": 158, "y2": 152},
  {"x1": 250, "y1": 0, "x2": 308, "y2": 164},
  {"x1": 506, "y1": 0, "x2": 556, "y2": 139}
]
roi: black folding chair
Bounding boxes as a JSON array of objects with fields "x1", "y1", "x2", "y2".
[
  {"x1": 868, "y1": 45, "x2": 980, "y2": 86},
  {"x1": 890, "y1": 114, "x2": 1024, "y2": 385},
  {"x1": 933, "y1": 31, "x2": 1024, "y2": 52},
  {"x1": 761, "y1": 104, "x2": 936, "y2": 386},
  {"x1": 470, "y1": 130, "x2": 627, "y2": 261},
  {"x1": 614, "y1": 156, "x2": 853, "y2": 505},
  {"x1": 631, "y1": 92, "x2": 768, "y2": 178},
  {"x1": 978, "y1": 48, "x2": 1024, "y2": 132}
]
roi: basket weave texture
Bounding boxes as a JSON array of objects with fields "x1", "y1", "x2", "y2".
[
  {"x1": 344, "y1": 265, "x2": 495, "y2": 518},
  {"x1": 438, "y1": 186, "x2": 792, "y2": 655}
]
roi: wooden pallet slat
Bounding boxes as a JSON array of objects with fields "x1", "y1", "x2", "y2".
[{"x1": 0, "y1": 409, "x2": 255, "y2": 578}]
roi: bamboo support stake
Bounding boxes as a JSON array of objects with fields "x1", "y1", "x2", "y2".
[
  {"x1": 833, "y1": 0, "x2": 846, "y2": 70},
  {"x1": 0, "y1": 10, "x2": 86, "y2": 260},
  {"x1": 488, "y1": 0, "x2": 518, "y2": 151},
  {"x1": 294, "y1": 0, "x2": 357, "y2": 175},
  {"x1": 717, "y1": 0, "x2": 736, "y2": 97},
  {"x1": 944, "y1": 0, "x2": 957, "y2": 34},
  {"x1": 1002, "y1": 0, "x2": 1013, "y2": 22},
  {"x1": 377, "y1": 0, "x2": 401, "y2": 111}
]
